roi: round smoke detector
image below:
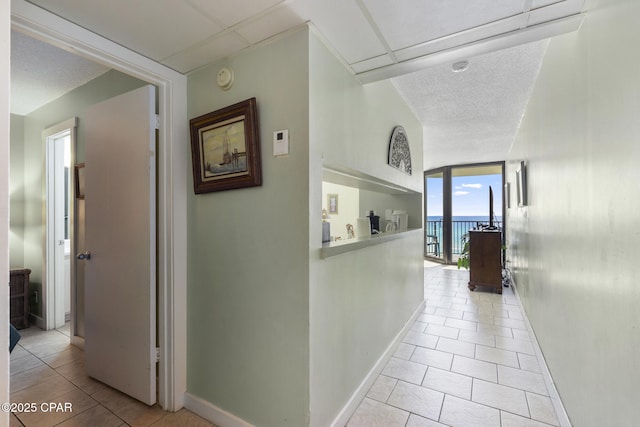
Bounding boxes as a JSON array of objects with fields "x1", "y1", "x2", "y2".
[
  {"x1": 216, "y1": 67, "x2": 234, "y2": 90},
  {"x1": 452, "y1": 60, "x2": 469, "y2": 73}
]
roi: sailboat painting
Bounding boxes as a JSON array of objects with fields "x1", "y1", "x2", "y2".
[
  {"x1": 190, "y1": 97, "x2": 262, "y2": 193},
  {"x1": 201, "y1": 117, "x2": 248, "y2": 179}
]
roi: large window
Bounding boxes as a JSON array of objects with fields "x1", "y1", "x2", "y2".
[{"x1": 424, "y1": 162, "x2": 504, "y2": 263}]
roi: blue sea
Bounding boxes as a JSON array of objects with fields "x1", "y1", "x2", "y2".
[{"x1": 426, "y1": 216, "x2": 503, "y2": 253}]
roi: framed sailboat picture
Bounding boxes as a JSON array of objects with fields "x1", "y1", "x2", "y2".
[{"x1": 190, "y1": 98, "x2": 262, "y2": 193}]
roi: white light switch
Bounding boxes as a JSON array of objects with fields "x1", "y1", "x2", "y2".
[{"x1": 273, "y1": 129, "x2": 289, "y2": 157}]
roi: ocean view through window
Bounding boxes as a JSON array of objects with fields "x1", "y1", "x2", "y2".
[{"x1": 424, "y1": 163, "x2": 504, "y2": 262}]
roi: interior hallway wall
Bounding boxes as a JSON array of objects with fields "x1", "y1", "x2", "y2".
[
  {"x1": 186, "y1": 28, "x2": 311, "y2": 427},
  {"x1": 506, "y1": 0, "x2": 640, "y2": 425},
  {"x1": 308, "y1": 29, "x2": 424, "y2": 427}
]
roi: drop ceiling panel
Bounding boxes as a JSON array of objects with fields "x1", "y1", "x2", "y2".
[
  {"x1": 532, "y1": 0, "x2": 565, "y2": 9},
  {"x1": 528, "y1": 0, "x2": 584, "y2": 26},
  {"x1": 27, "y1": 0, "x2": 225, "y2": 60},
  {"x1": 234, "y1": 7, "x2": 306, "y2": 45},
  {"x1": 351, "y1": 54, "x2": 394, "y2": 74},
  {"x1": 187, "y1": 0, "x2": 284, "y2": 28},
  {"x1": 288, "y1": 0, "x2": 387, "y2": 64},
  {"x1": 362, "y1": 0, "x2": 527, "y2": 51},
  {"x1": 393, "y1": 15, "x2": 526, "y2": 63},
  {"x1": 161, "y1": 33, "x2": 249, "y2": 73}
]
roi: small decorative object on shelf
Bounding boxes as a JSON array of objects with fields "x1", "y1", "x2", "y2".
[
  {"x1": 367, "y1": 210, "x2": 380, "y2": 234},
  {"x1": 388, "y1": 126, "x2": 412, "y2": 175},
  {"x1": 346, "y1": 224, "x2": 355, "y2": 239},
  {"x1": 322, "y1": 209, "x2": 331, "y2": 243}
]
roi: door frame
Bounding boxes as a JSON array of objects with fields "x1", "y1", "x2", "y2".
[
  {"x1": 44, "y1": 117, "x2": 77, "y2": 331},
  {"x1": 11, "y1": 0, "x2": 188, "y2": 411}
]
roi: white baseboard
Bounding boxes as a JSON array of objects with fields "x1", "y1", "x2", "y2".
[
  {"x1": 29, "y1": 313, "x2": 44, "y2": 329},
  {"x1": 509, "y1": 279, "x2": 572, "y2": 427},
  {"x1": 330, "y1": 299, "x2": 427, "y2": 427},
  {"x1": 184, "y1": 392, "x2": 255, "y2": 427},
  {"x1": 183, "y1": 300, "x2": 426, "y2": 427}
]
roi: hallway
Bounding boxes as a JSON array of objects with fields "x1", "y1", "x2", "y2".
[
  {"x1": 347, "y1": 263, "x2": 563, "y2": 427},
  {"x1": 10, "y1": 264, "x2": 564, "y2": 426},
  {"x1": 9, "y1": 325, "x2": 214, "y2": 426}
]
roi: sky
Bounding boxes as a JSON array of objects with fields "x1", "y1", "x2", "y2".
[{"x1": 426, "y1": 173, "x2": 503, "y2": 217}]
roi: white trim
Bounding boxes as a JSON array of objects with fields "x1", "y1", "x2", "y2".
[
  {"x1": 43, "y1": 117, "x2": 77, "y2": 331},
  {"x1": 1, "y1": 2, "x2": 8, "y2": 421},
  {"x1": 509, "y1": 279, "x2": 573, "y2": 427},
  {"x1": 71, "y1": 334, "x2": 84, "y2": 350},
  {"x1": 184, "y1": 393, "x2": 255, "y2": 427},
  {"x1": 330, "y1": 300, "x2": 427, "y2": 427},
  {"x1": 10, "y1": 0, "x2": 188, "y2": 411},
  {"x1": 29, "y1": 313, "x2": 45, "y2": 330}
]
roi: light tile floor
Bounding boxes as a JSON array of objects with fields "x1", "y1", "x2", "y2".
[
  {"x1": 347, "y1": 263, "x2": 561, "y2": 427},
  {"x1": 9, "y1": 323, "x2": 216, "y2": 427}
]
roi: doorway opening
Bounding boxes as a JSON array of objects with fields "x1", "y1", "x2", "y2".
[
  {"x1": 11, "y1": 1, "x2": 187, "y2": 410},
  {"x1": 424, "y1": 162, "x2": 505, "y2": 264},
  {"x1": 44, "y1": 118, "x2": 76, "y2": 332}
]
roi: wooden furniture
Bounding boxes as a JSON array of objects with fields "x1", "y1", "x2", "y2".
[
  {"x1": 10, "y1": 268, "x2": 31, "y2": 329},
  {"x1": 468, "y1": 230, "x2": 502, "y2": 294}
]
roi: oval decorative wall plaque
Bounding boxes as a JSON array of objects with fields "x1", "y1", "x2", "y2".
[{"x1": 388, "y1": 126, "x2": 412, "y2": 175}]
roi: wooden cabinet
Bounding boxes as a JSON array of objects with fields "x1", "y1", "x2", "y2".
[
  {"x1": 10, "y1": 268, "x2": 31, "y2": 329},
  {"x1": 468, "y1": 230, "x2": 502, "y2": 294}
]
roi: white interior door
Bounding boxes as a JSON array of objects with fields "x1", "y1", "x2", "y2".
[{"x1": 83, "y1": 85, "x2": 157, "y2": 405}]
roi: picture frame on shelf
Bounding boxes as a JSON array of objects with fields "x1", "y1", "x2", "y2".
[{"x1": 327, "y1": 193, "x2": 338, "y2": 215}]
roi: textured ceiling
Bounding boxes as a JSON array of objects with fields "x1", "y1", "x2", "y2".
[
  {"x1": 11, "y1": 0, "x2": 586, "y2": 168},
  {"x1": 11, "y1": 31, "x2": 109, "y2": 115},
  {"x1": 392, "y1": 40, "x2": 549, "y2": 170}
]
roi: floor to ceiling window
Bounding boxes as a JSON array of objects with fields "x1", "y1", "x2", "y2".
[{"x1": 424, "y1": 162, "x2": 504, "y2": 263}]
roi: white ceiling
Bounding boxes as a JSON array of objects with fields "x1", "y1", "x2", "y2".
[
  {"x1": 10, "y1": 31, "x2": 109, "y2": 116},
  {"x1": 11, "y1": 0, "x2": 587, "y2": 168}
]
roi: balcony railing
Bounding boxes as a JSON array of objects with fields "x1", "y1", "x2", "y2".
[{"x1": 425, "y1": 219, "x2": 502, "y2": 257}]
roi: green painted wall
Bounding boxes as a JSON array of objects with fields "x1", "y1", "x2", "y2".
[
  {"x1": 9, "y1": 114, "x2": 25, "y2": 269},
  {"x1": 308, "y1": 30, "x2": 424, "y2": 427},
  {"x1": 10, "y1": 69, "x2": 146, "y2": 320},
  {"x1": 186, "y1": 26, "x2": 424, "y2": 427},
  {"x1": 506, "y1": 0, "x2": 640, "y2": 425},
  {"x1": 186, "y1": 28, "x2": 311, "y2": 427}
]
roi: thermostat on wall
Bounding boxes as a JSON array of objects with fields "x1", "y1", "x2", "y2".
[{"x1": 273, "y1": 129, "x2": 289, "y2": 157}]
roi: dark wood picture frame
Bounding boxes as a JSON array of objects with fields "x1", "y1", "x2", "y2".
[{"x1": 189, "y1": 97, "x2": 261, "y2": 194}]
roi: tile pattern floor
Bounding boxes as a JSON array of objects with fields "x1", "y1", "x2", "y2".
[
  {"x1": 10, "y1": 264, "x2": 560, "y2": 427},
  {"x1": 347, "y1": 264, "x2": 561, "y2": 427},
  {"x1": 9, "y1": 323, "x2": 216, "y2": 427}
]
